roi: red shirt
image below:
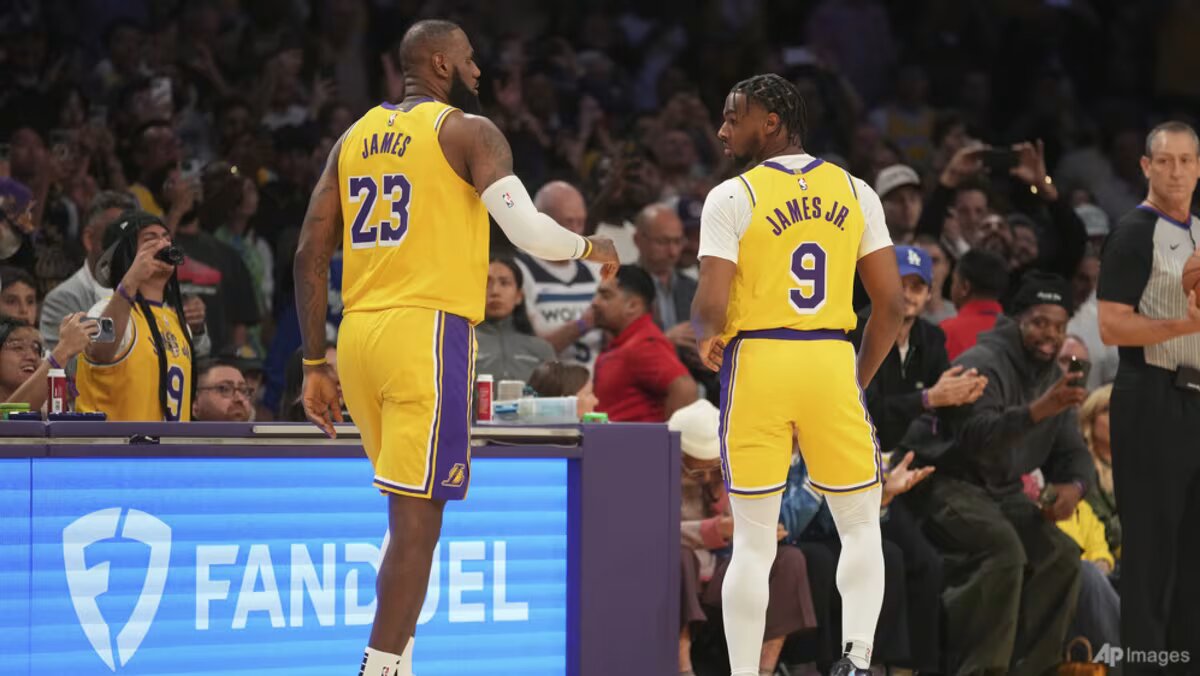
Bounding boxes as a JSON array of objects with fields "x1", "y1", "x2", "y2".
[
  {"x1": 594, "y1": 314, "x2": 690, "y2": 422},
  {"x1": 940, "y1": 299, "x2": 1003, "y2": 361}
]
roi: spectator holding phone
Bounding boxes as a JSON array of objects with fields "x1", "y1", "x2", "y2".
[
  {"x1": 76, "y1": 209, "x2": 196, "y2": 421},
  {"x1": 0, "y1": 312, "x2": 96, "y2": 410},
  {"x1": 904, "y1": 272, "x2": 1093, "y2": 675}
]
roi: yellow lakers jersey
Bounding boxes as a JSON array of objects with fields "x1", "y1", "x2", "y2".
[
  {"x1": 338, "y1": 100, "x2": 490, "y2": 323},
  {"x1": 77, "y1": 302, "x2": 193, "y2": 421},
  {"x1": 723, "y1": 158, "x2": 865, "y2": 341}
]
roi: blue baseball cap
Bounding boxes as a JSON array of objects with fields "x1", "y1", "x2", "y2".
[{"x1": 895, "y1": 245, "x2": 932, "y2": 286}]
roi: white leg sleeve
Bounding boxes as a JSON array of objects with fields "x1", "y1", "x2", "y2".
[
  {"x1": 825, "y1": 484, "x2": 885, "y2": 668},
  {"x1": 722, "y1": 493, "x2": 783, "y2": 676}
]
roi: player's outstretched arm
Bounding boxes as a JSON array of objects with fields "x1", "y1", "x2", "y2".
[
  {"x1": 294, "y1": 138, "x2": 345, "y2": 436},
  {"x1": 441, "y1": 112, "x2": 618, "y2": 273},
  {"x1": 856, "y1": 246, "x2": 905, "y2": 387}
]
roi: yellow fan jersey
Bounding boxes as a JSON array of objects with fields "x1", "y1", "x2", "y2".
[
  {"x1": 77, "y1": 300, "x2": 193, "y2": 421},
  {"x1": 338, "y1": 99, "x2": 490, "y2": 323},
  {"x1": 711, "y1": 157, "x2": 881, "y2": 342}
]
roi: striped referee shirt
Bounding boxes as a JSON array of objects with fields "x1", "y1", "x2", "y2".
[{"x1": 1098, "y1": 204, "x2": 1200, "y2": 371}]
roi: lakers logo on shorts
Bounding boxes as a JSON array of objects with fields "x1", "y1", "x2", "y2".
[{"x1": 442, "y1": 463, "x2": 466, "y2": 488}]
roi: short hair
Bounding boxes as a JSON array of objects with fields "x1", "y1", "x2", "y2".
[
  {"x1": 195, "y1": 357, "x2": 243, "y2": 384},
  {"x1": 398, "y1": 19, "x2": 462, "y2": 72},
  {"x1": 528, "y1": 360, "x2": 590, "y2": 398},
  {"x1": 728, "y1": 73, "x2": 808, "y2": 146},
  {"x1": 955, "y1": 249, "x2": 1009, "y2": 299},
  {"x1": 0, "y1": 266, "x2": 37, "y2": 296},
  {"x1": 85, "y1": 191, "x2": 138, "y2": 228},
  {"x1": 955, "y1": 179, "x2": 991, "y2": 202},
  {"x1": 1145, "y1": 120, "x2": 1200, "y2": 156},
  {"x1": 614, "y1": 265, "x2": 655, "y2": 309}
]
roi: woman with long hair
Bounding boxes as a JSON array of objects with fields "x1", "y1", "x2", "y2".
[
  {"x1": 474, "y1": 256, "x2": 555, "y2": 382},
  {"x1": 1079, "y1": 384, "x2": 1119, "y2": 558}
]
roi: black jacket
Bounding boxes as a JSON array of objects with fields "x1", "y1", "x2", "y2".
[
  {"x1": 852, "y1": 311, "x2": 951, "y2": 452},
  {"x1": 903, "y1": 316, "x2": 1095, "y2": 497}
]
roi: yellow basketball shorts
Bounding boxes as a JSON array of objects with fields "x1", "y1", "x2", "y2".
[
  {"x1": 338, "y1": 307, "x2": 476, "y2": 500},
  {"x1": 718, "y1": 328, "x2": 882, "y2": 497}
]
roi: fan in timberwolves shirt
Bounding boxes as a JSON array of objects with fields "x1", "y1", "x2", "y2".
[{"x1": 514, "y1": 181, "x2": 604, "y2": 369}]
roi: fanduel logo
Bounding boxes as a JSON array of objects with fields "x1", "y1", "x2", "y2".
[{"x1": 63, "y1": 508, "x2": 172, "y2": 671}]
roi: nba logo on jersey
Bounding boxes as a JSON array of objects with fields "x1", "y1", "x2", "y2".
[
  {"x1": 442, "y1": 463, "x2": 467, "y2": 488},
  {"x1": 797, "y1": 177, "x2": 808, "y2": 191}
]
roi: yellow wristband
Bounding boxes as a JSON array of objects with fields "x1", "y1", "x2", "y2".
[
  {"x1": 302, "y1": 357, "x2": 327, "y2": 367},
  {"x1": 580, "y1": 238, "x2": 593, "y2": 259}
]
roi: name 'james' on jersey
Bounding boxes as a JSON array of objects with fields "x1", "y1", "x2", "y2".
[
  {"x1": 337, "y1": 99, "x2": 490, "y2": 323},
  {"x1": 722, "y1": 158, "x2": 868, "y2": 340}
]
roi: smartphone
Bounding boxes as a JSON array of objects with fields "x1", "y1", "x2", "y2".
[
  {"x1": 86, "y1": 316, "x2": 116, "y2": 343},
  {"x1": 1036, "y1": 487, "x2": 1056, "y2": 509},
  {"x1": 982, "y1": 148, "x2": 1018, "y2": 174},
  {"x1": 151, "y1": 76, "x2": 173, "y2": 110},
  {"x1": 1068, "y1": 355, "x2": 1091, "y2": 385}
]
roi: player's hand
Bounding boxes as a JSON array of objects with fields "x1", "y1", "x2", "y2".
[
  {"x1": 882, "y1": 451, "x2": 935, "y2": 507},
  {"x1": 585, "y1": 236, "x2": 620, "y2": 280},
  {"x1": 1029, "y1": 370, "x2": 1087, "y2": 423},
  {"x1": 301, "y1": 363, "x2": 344, "y2": 438},
  {"x1": 120, "y1": 236, "x2": 173, "y2": 292},
  {"x1": 696, "y1": 335, "x2": 725, "y2": 372}
]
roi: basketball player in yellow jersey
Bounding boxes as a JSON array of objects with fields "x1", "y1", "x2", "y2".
[
  {"x1": 691, "y1": 74, "x2": 905, "y2": 676},
  {"x1": 78, "y1": 210, "x2": 196, "y2": 421},
  {"x1": 293, "y1": 20, "x2": 617, "y2": 676}
]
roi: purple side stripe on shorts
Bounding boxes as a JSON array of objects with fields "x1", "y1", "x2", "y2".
[{"x1": 431, "y1": 313, "x2": 472, "y2": 500}]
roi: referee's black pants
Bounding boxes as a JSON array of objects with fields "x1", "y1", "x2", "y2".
[{"x1": 1111, "y1": 364, "x2": 1200, "y2": 674}]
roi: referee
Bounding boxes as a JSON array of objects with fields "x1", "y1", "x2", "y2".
[{"x1": 1098, "y1": 120, "x2": 1200, "y2": 673}]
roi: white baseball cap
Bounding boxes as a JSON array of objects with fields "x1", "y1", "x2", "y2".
[
  {"x1": 668, "y1": 399, "x2": 721, "y2": 461},
  {"x1": 874, "y1": 164, "x2": 921, "y2": 198}
]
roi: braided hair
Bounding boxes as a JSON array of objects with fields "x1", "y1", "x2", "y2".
[
  {"x1": 729, "y1": 73, "x2": 808, "y2": 147},
  {"x1": 97, "y1": 210, "x2": 196, "y2": 420}
]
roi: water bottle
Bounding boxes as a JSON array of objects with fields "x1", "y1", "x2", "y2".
[{"x1": 517, "y1": 396, "x2": 578, "y2": 424}]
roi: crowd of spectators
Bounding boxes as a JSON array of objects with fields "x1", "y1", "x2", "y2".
[{"x1": 2, "y1": 0, "x2": 1197, "y2": 673}]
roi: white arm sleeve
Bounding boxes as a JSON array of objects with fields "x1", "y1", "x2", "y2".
[
  {"x1": 482, "y1": 175, "x2": 589, "y2": 261},
  {"x1": 855, "y1": 179, "x2": 893, "y2": 259},
  {"x1": 698, "y1": 178, "x2": 752, "y2": 263}
]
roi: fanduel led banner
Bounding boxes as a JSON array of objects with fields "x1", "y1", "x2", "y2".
[{"x1": 0, "y1": 457, "x2": 568, "y2": 675}]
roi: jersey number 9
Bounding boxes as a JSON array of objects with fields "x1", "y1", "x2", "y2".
[
  {"x1": 349, "y1": 174, "x2": 412, "y2": 249},
  {"x1": 789, "y1": 241, "x2": 827, "y2": 314},
  {"x1": 165, "y1": 365, "x2": 186, "y2": 422}
]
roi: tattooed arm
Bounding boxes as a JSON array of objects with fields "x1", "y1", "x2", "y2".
[
  {"x1": 295, "y1": 137, "x2": 344, "y2": 361},
  {"x1": 294, "y1": 137, "x2": 345, "y2": 436},
  {"x1": 439, "y1": 111, "x2": 619, "y2": 268}
]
